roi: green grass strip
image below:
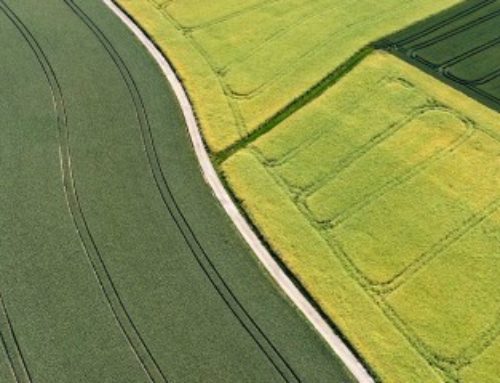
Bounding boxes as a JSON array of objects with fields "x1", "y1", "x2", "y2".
[{"x1": 214, "y1": 45, "x2": 374, "y2": 164}]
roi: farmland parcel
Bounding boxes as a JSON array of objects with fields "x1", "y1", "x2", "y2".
[
  {"x1": 0, "y1": 0, "x2": 355, "y2": 381},
  {"x1": 115, "y1": 0, "x2": 500, "y2": 382},
  {"x1": 117, "y1": 0, "x2": 460, "y2": 153},
  {"x1": 223, "y1": 52, "x2": 500, "y2": 383},
  {"x1": 381, "y1": 0, "x2": 500, "y2": 111}
]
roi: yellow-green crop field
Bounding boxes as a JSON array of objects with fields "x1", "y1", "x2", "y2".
[
  {"x1": 117, "y1": 1, "x2": 499, "y2": 382},
  {"x1": 117, "y1": 0, "x2": 459, "y2": 153},
  {"x1": 223, "y1": 52, "x2": 500, "y2": 382}
]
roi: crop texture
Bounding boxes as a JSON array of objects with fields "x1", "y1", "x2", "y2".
[
  {"x1": 381, "y1": 0, "x2": 500, "y2": 111},
  {"x1": 0, "y1": 0, "x2": 355, "y2": 381},
  {"x1": 223, "y1": 52, "x2": 500, "y2": 383},
  {"x1": 117, "y1": 0, "x2": 460, "y2": 153}
]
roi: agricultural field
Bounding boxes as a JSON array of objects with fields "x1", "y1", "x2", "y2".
[
  {"x1": 117, "y1": 0, "x2": 460, "y2": 153},
  {"x1": 113, "y1": 0, "x2": 500, "y2": 382},
  {"x1": 222, "y1": 52, "x2": 500, "y2": 383},
  {"x1": 380, "y1": 0, "x2": 500, "y2": 111},
  {"x1": 0, "y1": 0, "x2": 355, "y2": 381}
]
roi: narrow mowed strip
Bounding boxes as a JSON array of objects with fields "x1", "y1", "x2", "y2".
[{"x1": 222, "y1": 52, "x2": 500, "y2": 383}]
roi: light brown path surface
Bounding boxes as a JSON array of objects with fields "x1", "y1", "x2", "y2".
[{"x1": 103, "y1": 1, "x2": 375, "y2": 382}]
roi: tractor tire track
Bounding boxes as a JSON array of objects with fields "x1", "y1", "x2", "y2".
[
  {"x1": 297, "y1": 104, "x2": 436, "y2": 198},
  {"x1": 0, "y1": 2, "x2": 169, "y2": 382},
  {"x1": 378, "y1": 198, "x2": 499, "y2": 295},
  {"x1": 386, "y1": 0, "x2": 495, "y2": 47},
  {"x1": 308, "y1": 108, "x2": 475, "y2": 228},
  {"x1": 380, "y1": 0, "x2": 500, "y2": 111},
  {"x1": 65, "y1": 1, "x2": 300, "y2": 381},
  {"x1": 407, "y1": 9, "x2": 500, "y2": 51},
  {"x1": 0, "y1": 295, "x2": 32, "y2": 383},
  {"x1": 436, "y1": 36, "x2": 500, "y2": 69}
]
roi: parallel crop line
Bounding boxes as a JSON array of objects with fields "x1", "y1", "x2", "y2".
[
  {"x1": 0, "y1": 295, "x2": 32, "y2": 383},
  {"x1": 381, "y1": 0, "x2": 500, "y2": 111},
  {"x1": 438, "y1": 36, "x2": 500, "y2": 69},
  {"x1": 255, "y1": 155, "x2": 457, "y2": 380},
  {"x1": 407, "y1": 10, "x2": 500, "y2": 51},
  {"x1": 219, "y1": 0, "x2": 348, "y2": 75},
  {"x1": 299, "y1": 104, "x2": 437, "y2": 199},
  {"x1": 0, "y1": 2, "x2": 168, "y2": 382},
  {"x1": 257, "y1": 76, "x2": 392, "y2": 169},
  {"x1": 225, "y1": 0, "x2": 421, "y2": 101},
  {"x1": 444, "y1": 66, "x2": 500, "y2": 86},
  {"x1": 172, "y1": 0, "x2": 282, "y2": 31},
  {"x1": 70, "y1": 1, "x2": 300, "y2": 381},
  {"x1": 152, "y1": 1, "x2": 248, "y2": 137},
  {"x1": 309, "y1": 107, "x2": 474, "y2": 228},
  {"x1": 458, "y1": 311, "x2": 500, "y2": 368},
  {"x1": 385, "y1": 0, "x2": 495, "y2": 46},
  {"x1": 379, "y1": 198, "x2": 499, "y2": 295},
  {"x1": 253, "y1": 127, "x2": 500, "y2": 382},
  {"x1": 215, "y1": 46, "x2": 373, "y2": 163}
]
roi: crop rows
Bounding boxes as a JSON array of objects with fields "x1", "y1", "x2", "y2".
[
  {"x1": 128, "y1": 0, "x2": 459, "y2": 153},
  {"x1": 1, "y1": 1, "x2": 168, "y2": 380},
  {"x1": 222, "y1": 52, "x2": 499, "y2": 382},
  {"x1": 66, "y1": 1, "x2": 301, "y2": 381},
  {"x1": 252, "y1": 127, "x2": 499, "y2": 382},
  {"x1": 1, "y1": 0, "x2": 351, "y2": 381},
  {"x1": 381, "y1": 0, "x2": 500, "y2": 111}
]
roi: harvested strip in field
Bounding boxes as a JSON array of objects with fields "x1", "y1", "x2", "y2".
[
  {"x1": 382, "y1": 0, "x2": 500, "y2": 111},
  {"x1": 222, "y1": 52, "x2": 500, "y2": 383},
  {"x1": 117, "y1": 0, "x2": 460, "y2": 153}
]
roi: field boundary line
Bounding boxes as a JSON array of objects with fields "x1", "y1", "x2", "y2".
[
  {"x1": 151, "y1": 1, "x2": 249, "y2": 138},
  {"x1": 309, "y1": 106, "x2": 475, "y2": 228},
  {"x1": 407, "y1": 10, "x2": 500, "y2": 51},
  {"x1": 104, "y1": 1, "x2": 375, "y2": 382},
  {"x1": 251, "y1": 149, "x2": 452, "y2": 381},
  {"x1": 87, "y1": 1, "x2": 299, "y2": 381},
  {"x1": 379, "y1": 0, "x2": 500, "y2": 111},
  {"x1": 214, "y1": 45, "x2": 373, "y2": 163},
  {"x1": 0, "y1": 295, "x2": 32, "y2": 383}
]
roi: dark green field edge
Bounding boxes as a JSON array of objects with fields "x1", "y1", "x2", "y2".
[
  {"x1": 0, "y1": 2, "x2": 169, "y2": 382},
  {"x1": 66, "y1": 2, "x2": 301, "y2": 382},
  {"x1": 0, "y1": 295, "x2": 32, "y2": 383},
  {"x1": 214, "y1": 45, "x2": 374, "y2": 164},
  {"x1": 377, "y1": 0, "x2": 500, "y2": 112}
]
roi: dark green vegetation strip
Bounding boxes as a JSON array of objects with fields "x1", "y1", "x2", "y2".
[
  {"x1": 0, "y1": 0, "x2": 355, "y2": 381},
  {"x1": 214, "y1": 45, "x2": 374, "y2": 164},
  {"x1": 379, "y1": 0, "x2": 500, "y2": 111}
]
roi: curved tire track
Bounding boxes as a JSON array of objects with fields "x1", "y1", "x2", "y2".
[
  {"x1": 103, "y1": 1, "x2": 375, "y2": 382},
  {"x1": 0, "y1": 294, "x2": 32, "y2": 383},
  {"x1": 0, "y1": 2, "x2": 168, "y2": 382},
  {"x1": 65, "y1": 1, "x2": 300, "y2": 382}
]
